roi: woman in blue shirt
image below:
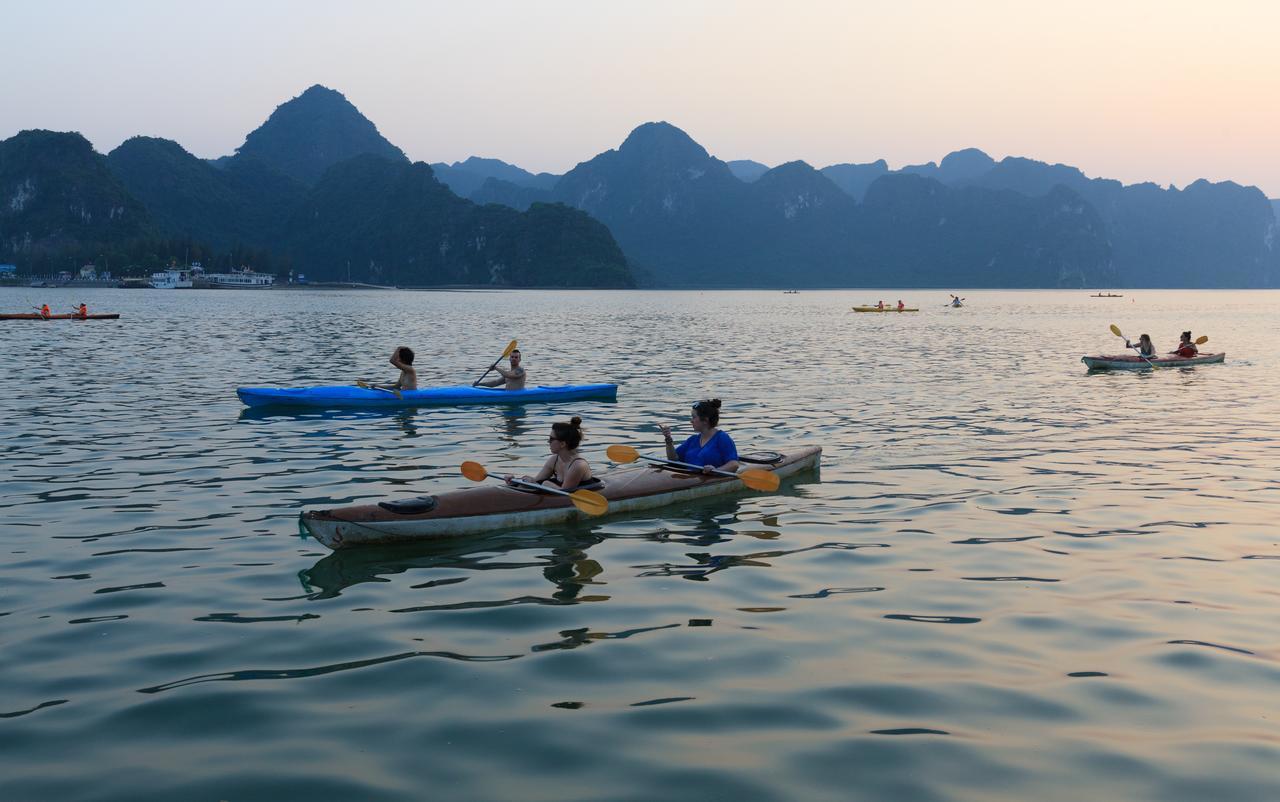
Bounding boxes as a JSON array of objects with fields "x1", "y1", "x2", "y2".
[{"x1": 659, "y1": 399, "x2": 740, "y2": 474}]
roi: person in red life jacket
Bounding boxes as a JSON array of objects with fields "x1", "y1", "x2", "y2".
[
  {"x1": 1171, "y1": 331, "x2": 1198, "y2": 358},
  {"x1": 75, "y1": 303, "x2": 87, "y2": 319},
  {"x1": 896, "y1": 299, "x2": 905, "y2": 311},
  {"x1": 876, "y1": 300, "x2": 885, "y2": 310},
  {"x1": 39, "y1": 303, "x2": 51, "y2": 319}
]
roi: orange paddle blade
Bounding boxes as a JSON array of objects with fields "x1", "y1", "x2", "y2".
[
  {"x1": 738, "y1": 468, "x2": 780, "y2": 492},
  {"x1": 606, "y1": 444, "x2": 640, "y2": 463},
  {"x1": 569, "y1": 489, "x2": 609, "y2": 516},
  {"x1": 1109, "y1": 324, "x2": 1123, "y2": 338},
  {"x1": 460, "y1": 461, "x2": 488, "y2": 482},
  {"x1": 1195, "y1": 335, "x2": 1208, "y2": 344}
]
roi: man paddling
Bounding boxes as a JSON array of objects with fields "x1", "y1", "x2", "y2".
[{"x1": 477, "y1": 349, "x2": 526, "y2": 390}]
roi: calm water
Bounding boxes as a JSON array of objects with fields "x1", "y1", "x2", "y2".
[{"x1": 2, "y1": 287, "x2": 1278, "y2": 802}]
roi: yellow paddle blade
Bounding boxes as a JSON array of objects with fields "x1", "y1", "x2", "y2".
[
  {"x1": 1195, "y1": 335, "x2": 1209, "y2": 344},
  {"x1": 569, "y1": 489, "x2": 609, "y2": 516},
  {"x1": 460, "y1": 461, "x2": 488, "y2": 482},
  {"x1": 739, "y1": 468, "x2": 781, "y2": 492},
  {"x1": 606, "y1": 444, "x2": 640, "y2": 463},
  {"x1": 501, "y1": 339, "x2": 518, "y2": 358},
  {"x1": 355, "y1": 380, "x2": 369, "y2": 388},
  {"x1": 1109, "y1": 324, "x2": 1123, "y2": 337}
]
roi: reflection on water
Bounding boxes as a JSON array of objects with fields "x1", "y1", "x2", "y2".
[
  {"x1": 300, "y1": 473, "x2": 821, "y2": 600},
  {"x1": 2, "y1": 287, "x2": 1279, "y2": 802}
]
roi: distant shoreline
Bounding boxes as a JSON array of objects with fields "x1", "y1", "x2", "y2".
[{"x1": 2, "y1": 282, "x2": 1277, "y2": 292}]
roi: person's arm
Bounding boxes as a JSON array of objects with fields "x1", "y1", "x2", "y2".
[
  {"x1": 660, "y1": 425, "x2": 678, "y2": 460},
  {"x1": 705, "y1": 431, "x2": 740, "y2": 474},
  {"x1": 560, "y1": 459, "x2": 590, "y2": 491},
  {"x1": 389, "y1": 349, "x2": 410, "y2": 370},
  {"x1": 531, "y1": 455, "x2": 555, "y2": 484},
  {"x1": 507, "y1": 456, "x2": 555, "y2": 486},
  {"x1": 392, "y1": 368, "x2": 416, "y2": 389},
  {"x1": 477, "y1": 376, "x2": 504, "y2": 388}
]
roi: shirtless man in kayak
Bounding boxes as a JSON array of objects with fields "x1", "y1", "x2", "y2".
[
  {"x1": 360, "y1": 346, "x2": 417, "y2": 393},
  {"x1": 477, "y1": 349, "x2": 526, "y2": 390}
]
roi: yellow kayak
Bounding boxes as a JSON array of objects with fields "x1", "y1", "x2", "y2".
[{"x1": 851, "y1": 306, "x2": 919, "y2": 312}]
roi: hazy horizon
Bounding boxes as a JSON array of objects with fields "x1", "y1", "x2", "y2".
[{"x1": 4, "y1": 0, "x2": 1279, "y2": 195}]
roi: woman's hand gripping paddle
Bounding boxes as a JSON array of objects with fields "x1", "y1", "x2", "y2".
[
  {"x1": 472, "y1": 340, "x2": 518, "y2": 387},
  {"x1": 460, "y1": 461, "x2": 608, "y2": 516},
  {"x1": 605, "y1": 445, "x2": 780, "y2": 491}
]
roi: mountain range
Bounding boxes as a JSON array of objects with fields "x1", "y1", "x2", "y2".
[
  {"x1": 464, "y1": 129, "x2": 1277, "y2": 288},
  {"x1": 2, "y1": 84, "x2": 1275, "y2": 288},
  {"x1": 0, "y1": 86, "x2": 634, "y2": 287}
]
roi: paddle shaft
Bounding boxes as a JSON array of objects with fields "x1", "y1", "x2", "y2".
[
  {"x1": 506, "y1": 476, "x2": 579, "y2": 499},
  {"x1": 472, "y1": 358, "x2": 504, "y2": 387},
  {"x1": 637, "y1": 452, "x2": 741, "y2": 480}
]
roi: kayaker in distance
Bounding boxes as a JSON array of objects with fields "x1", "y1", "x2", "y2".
[
  {"x1": 896, "y1": 299, "x2": 905, "y2": 311},
  {"x1": 365, "y1": 346, "x2": 417, "y2": 392},
  {"x1": 948, "y1": 294, "x2": 964, "y2": 307},
  {"x1": 1125, "y1": 333, "x2": 1156, "y2": 357},
  {"x1": 876, "y1": 300, "x2": 885, "y2": 310},
  {"x1": 1171, "y1": 331, "x2": 1199, "y2": 358},
  {"x1": 477, "y1": 349, "x2": 526, "y2": 390},
  {"x1": 506, "y1": 416, "x2": 594, "y2": 491},
  {"x1": 75, "y1": 303, "x2": 87, "y2": 319},
  {"x1": 660, "y1": 399, "x2": 741, "y2": 475},
  {"x1": 39, "y1": 303, "x2": 51, "y2": 319}
]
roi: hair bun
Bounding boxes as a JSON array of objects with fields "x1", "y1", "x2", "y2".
[
  {"x1": 569, "y1": 416, "x2": 582, "y2": 427},
  {"x1": 709, "y1": 399, "x2": 722, "y2": 409}
]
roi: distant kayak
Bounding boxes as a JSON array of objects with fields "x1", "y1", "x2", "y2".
[
  {"x1": 1090, "y1": 293, "x2": 1123, "y2": 298},
  {"x1": 301, "y1": 446, "x2": 820, "y2": 547},
  {"x1": 236, "y1": 383, "x2": 619, "y2": 409},
  {"x1": 1, "y1": 313, "x2": 120, "y2": 320},
  {"x1": 1081, "y1": 353, "x2": 1225, "y2": 370},
  {"x1": 852, "y1": 306, "x2": 918, "y2": 313}
]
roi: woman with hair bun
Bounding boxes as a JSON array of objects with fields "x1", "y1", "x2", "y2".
[
  {"x1": 507, "y1": 416, "x2": 595, "y2": 491},
  {"x1": 659, "y1": 399, "x2": 740, "y2": 475},
  {"x1": 1171, "y1": 331, "x2": 1199, "y2": 358}
]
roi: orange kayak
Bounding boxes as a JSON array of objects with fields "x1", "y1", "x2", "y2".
[{"x1": 1, "y1": 313, "x2": 120, "y2": 320}]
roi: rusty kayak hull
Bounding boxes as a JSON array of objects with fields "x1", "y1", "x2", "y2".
[{"x1": 300, "y1": 446, "x2": 821, "y2": 549}]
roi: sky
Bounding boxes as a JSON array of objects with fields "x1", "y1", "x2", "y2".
[{"x1": 3, "y1": 0, "x2": 1279, "y2": 195}]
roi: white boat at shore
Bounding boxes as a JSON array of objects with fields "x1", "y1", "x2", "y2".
[
  {"x1": 200, "y1": 268, "x2": 276, "y2": 289},
  {"x1": 149, "y1": 267, "x2": 195, "y2": 289}
]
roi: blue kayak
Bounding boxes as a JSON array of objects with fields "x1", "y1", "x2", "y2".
[{"x1": 237, "y1": 383, "x2": 618, "y2": 409}]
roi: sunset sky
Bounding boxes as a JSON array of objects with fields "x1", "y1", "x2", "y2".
[{"x1": 4, "y1": 0, "x2": 1278, "y2": 195}]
